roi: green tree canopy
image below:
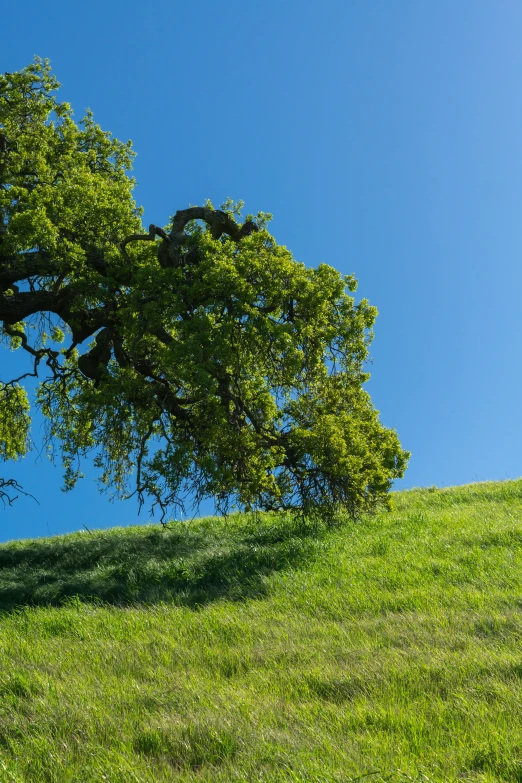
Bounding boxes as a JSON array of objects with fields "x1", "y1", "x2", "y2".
[{"x1": 0, "y1": 59, "x2": 409, "y2": 520}]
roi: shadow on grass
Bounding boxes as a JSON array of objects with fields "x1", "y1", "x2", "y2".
[{"x1": 0, "y1": 515, "x2": 323, "y2": 613}]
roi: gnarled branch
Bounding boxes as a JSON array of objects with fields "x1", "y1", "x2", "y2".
[
  {"x1": 120, "y1": 207, "x2": 258, "y2": 270},
  {"x1": 170, "y1": 207, "x2": 258, "y2": 242}
]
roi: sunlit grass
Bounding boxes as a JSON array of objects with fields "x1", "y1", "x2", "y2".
[{"x1": 1, "y1": 480, "x2": 522, "y2": 781}]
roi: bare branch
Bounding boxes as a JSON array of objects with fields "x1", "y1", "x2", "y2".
[{"x1": 0, "y1": 477, "x2": 38, "y2": 508}]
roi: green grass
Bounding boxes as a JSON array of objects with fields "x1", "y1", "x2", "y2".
[{"x1": 1, "y1": 480, "x2": 522, "y2": 781}]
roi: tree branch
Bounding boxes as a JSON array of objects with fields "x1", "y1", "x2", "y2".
[
  {"x1": 0, "y1": 287, "x2": 112, "y2": 345},
  {"x1": 0, "y1": 251, "x2": 57, "y2": 289},
  {"x1": 120, "y1": 224, "x2": 169, "y2": 261},
  {"x1": 120, "y1": 208, "x2": 258, "y2": 270},
  {"x1": 170, "y1": 207, "x2": 258, "y2": 242},
  {"x1": 0, "y1": 477, "x2": 38, "y2": 508},
  {"x1": 0, "y1": 289, "x2": 65, "y2": 323}
]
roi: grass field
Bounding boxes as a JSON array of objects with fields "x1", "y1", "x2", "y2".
[{"x1": 1, "y1": 480, "x2": 522, "y2": 782}]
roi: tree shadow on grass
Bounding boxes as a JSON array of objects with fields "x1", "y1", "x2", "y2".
[{"x1": 0, "y1": 515, "x2": 323, "y2": 613}]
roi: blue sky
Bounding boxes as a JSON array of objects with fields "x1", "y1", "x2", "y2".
[{"x1": 2, "y1": 0, "x2": 522, "y2": 542}]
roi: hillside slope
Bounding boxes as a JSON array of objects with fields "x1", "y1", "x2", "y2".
[{"x1": 1, "y1": 480, "x2": 522, "y2": 782}]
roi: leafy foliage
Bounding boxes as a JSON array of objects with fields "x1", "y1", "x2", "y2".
[{"x1": 0, "y1": 59, "x2": 408, "y2": 519}]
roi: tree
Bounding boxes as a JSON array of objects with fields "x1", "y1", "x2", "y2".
[{"x1": 0, "y1": 59, "x2": 409, "y2": 521}]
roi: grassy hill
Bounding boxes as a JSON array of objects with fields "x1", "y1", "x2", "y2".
[{"x1": 1, "y1": 480, "x2": 522, "y2": 782}]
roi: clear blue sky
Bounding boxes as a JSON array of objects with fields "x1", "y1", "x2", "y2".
[{"x1": 2, "y1": 0, "x2": 522, "y2": 542}]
